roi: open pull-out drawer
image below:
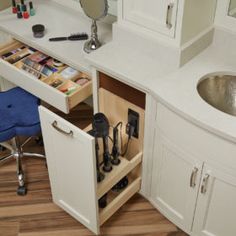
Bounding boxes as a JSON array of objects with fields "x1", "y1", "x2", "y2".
[
  {"x1": 39, "y1": 74, "x2": 146, "y2": 234},
  {"x1": 0, "y1": 40, "x2": 92, "y2": 113}
]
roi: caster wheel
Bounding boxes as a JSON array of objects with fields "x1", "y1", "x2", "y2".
[
  {"x1": 98, "y1": 194, "x2": 107, "y2": 208},
  {"x1": 17, "y1": 186, "x2": 27, "y2": 196},
  {"x1": 35, "y1": 137, "x2": 44, "y2": 147}
]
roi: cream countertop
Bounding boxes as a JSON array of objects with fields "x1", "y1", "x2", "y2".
[
  {"x1": 86, "y1": 28, "x2": 236, "y2": 143},
  {"x1": 0, "y1": 1, "x2": 236, "y2": 143},
  {"x1": 0, "y1": 0, "x2": 112, "y2": 74}
]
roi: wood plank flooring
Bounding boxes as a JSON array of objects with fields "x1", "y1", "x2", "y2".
[{"x1": 0, "y1": 103, "x2": 188, "y2": 236}]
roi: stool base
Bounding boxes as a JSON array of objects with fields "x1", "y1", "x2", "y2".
[{"x1": 0, "y1": 137, "x2": 46, "y2": 196}]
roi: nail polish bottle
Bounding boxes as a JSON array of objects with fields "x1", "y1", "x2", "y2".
[
  {"x1": 12, "y1": 0, "x2": 17, "y2": 14},
  {"x1": 20, "y1": 0, "x2": 24, "y2": 12},
  {"x1": 22, "y1": 4, "x2": 29, "y2": 19},
  {"x1": 29, "y1": 2, "x2": 35, "y2": 16},
  {"x1": 17, "y1": 4, "x2": 23, "y2": 19}
]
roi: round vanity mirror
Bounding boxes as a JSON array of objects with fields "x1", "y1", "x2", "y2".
[
  {"x1": 80, "y1": 0, "x2": 108, "y2": 53},
  {"x1": 228, "y1": 0, "x2": 236, "y2": 18}
]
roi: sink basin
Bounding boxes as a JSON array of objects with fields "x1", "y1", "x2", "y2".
[{"x1": 197, "y1": 75, "x2": 236, "y2": 116}]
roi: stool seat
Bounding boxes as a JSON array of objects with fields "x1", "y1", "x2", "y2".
[{"x1": 0, "y1": 87, "x2": 41, "y2": 142}]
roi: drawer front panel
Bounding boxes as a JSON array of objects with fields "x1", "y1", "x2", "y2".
[
  {"x1": 39, "y1": 106, "x2": 99, "y2": 234},
  {"x1": 0, "y1": 59, "x2": 69, "y2": 112}
]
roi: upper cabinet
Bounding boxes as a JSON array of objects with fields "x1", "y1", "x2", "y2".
[
  {"x1": 118, "y1": 0, "x2": 216, "y2": 47},
  {"x1": 123, "y1": 0, "x2": 178, "y2": 38}
]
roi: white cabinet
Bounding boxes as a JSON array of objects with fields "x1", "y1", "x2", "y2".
[
  {"x1": 193, "y1": 164, "x2": 236, "y2": 236},
  {"x1": 39, "y1": 106, "x2": 99, "y2": 234},
  {"x1": 151, "y1": 130, "x2": 202, "y2": 234},
  {"x1": 39, "y1": 72, "x2": 145, "y2": 234},
  {"x1": 152, "y1": 103, "x2": 236, "y2": 236},
  {"x1": 123, "y1": 0, "x2": 178, "y2": 37}
]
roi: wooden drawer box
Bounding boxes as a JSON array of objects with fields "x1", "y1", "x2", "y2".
[{"x1": 0, "y1": 40, "x2": 92, "y2": 113}]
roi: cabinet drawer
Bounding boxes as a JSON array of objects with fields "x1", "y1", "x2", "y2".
[
  {"x1": 39, "y1": 106, "x2": 142, "y2": 234},
  {"x1": 0, "y1": 40, "x2": 92, "y2": 114}
]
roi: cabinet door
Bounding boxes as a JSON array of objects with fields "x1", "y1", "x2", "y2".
[
  {"x1": 123, "y1": 0, "x2": 178, "y2": 37},
  {"x1": 39, "y1": 106, "x2": 99, "y2": 235},
  {"x1": 151, "y1": 131, "x2": 202, "y2": 234},
  {"x1": 193, "y1": 164, "x2": 236, "y2": 236}
]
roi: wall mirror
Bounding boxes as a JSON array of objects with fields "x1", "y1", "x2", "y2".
[
  {"x1": 80, "y1": 0, "x2": 108, "y2": 53},
  {"x1": 228, "y1": 0, "x2": 236, "y2": 18}
]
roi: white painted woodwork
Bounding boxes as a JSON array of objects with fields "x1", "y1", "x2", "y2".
[
  {"x1": 151, "y1": 130, "x2": 202, "y2": 234},
  {"x1": 192, "y1": 164, "x2": 236, "y2": 236},
  {"x1": 0, "y1": 58, "x2": 69, "y2": 113},
  {"x1": 180, "y1": 0, "x2": 216, "y2": 44},
  {"x1": 215, "y1": 0, "x2": 236, "y2": 32},
  {"x1": 153, "y1": 102, "x2": 236, "y2": 235},
  {"x1": 39, "y1": 106, "x2": 99, "y2": 235},
  {"x1": 118, "y1": 0, "x2": 216, "y2": 48},
  {"x1": 123, "y1": 0, "x2": 178, "y2": 38}
]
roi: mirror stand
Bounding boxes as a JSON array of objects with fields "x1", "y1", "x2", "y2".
[{"x1": 84, "y1": 20, "x2": 102, "y2": 53}]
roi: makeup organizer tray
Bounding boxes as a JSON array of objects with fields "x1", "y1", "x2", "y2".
[
  {"x1": 1, "y1": 42, "x2": 91, "y2": 97},
  {"x1": 0, "y1": 40, "x2": 92, "y2": 113}
]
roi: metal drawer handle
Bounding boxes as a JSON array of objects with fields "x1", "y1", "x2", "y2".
[
  {"x1": 166, "y1": 3, "x2": 174, "y2": 29},
  {"x1": 190, "y1": 167, "x2": 198, "y2": 188},
  {"x1": 52, "y1": 121, "x2": 73, "y2": 137},
  {"x1": 201, "y1": 174, "x2": 210, "y2": 194}
]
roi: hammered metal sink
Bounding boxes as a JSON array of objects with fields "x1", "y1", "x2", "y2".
[{"x1": 197, "y1": 75, "x2": 236, "y2": 116}]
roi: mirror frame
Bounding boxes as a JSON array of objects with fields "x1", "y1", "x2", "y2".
[
  {"x1": 215, "y1": 0, "x2": 236, "y2": 31},
  {"x1": 79, "y1": 0, "x2": 109, "y2": 20}
]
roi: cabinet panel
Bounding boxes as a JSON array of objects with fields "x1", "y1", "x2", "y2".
[
  {"x1": 151, "y1": 130, "x2": 202, "y2": 234},
  {"x1": 39, "y1": 106, "x2": 99, "y2": 235},
  {"x1": 123, "y1": 0, "x2": 178, "y2": 37},
  {"x1": 193, "y1": 164, "x2": 236, "y2": 236}
]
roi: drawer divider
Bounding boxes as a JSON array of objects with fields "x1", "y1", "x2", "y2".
[
  {"x1": 99, "y1": 177, "x2": 141, "y2": 226},
  {"x1": 97, "y1": 152, "x2": 142, "y2": 199}
]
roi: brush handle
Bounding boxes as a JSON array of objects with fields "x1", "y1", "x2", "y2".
[{"x1": 49, "y1": 37, "x2": 68, "y2": 42}]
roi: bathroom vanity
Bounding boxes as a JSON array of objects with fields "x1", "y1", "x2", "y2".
[{"x1": 1, "y1": 0, "x2": 236, "y2": 235}]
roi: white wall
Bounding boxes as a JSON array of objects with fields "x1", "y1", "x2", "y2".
[{"x1": 181, "y1": 0, "x2": 216, "y2": 44}]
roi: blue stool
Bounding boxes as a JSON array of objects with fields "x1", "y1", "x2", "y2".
[{"x1": 0, "y1": 87, "x2": 45, "y2": 195}]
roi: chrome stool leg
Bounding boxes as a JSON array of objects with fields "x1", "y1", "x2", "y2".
[
  {"x1": 0, "y1": 154, "x2": 14, "y2": 165},
  {"x1": 0, "y1": 136, "x2": 46, "y2": 195},
  {"x1": 23, "y1": 152, "x2": 45, "y2": 159},
  {"x1": 15, "y1": 137, "x2": 27, "y2": 196}
]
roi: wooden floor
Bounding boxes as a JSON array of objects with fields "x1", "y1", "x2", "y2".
[{"x1": 0, "y1": 104, "x2": 188, "y2": 236}]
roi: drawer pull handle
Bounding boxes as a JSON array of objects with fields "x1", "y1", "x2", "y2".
[
  {"x1": 201, "y1": 174, "x2": 210, "y2": 194},
  {"x1": 190, "y1": 167, "x2": 198, "y2": 188},
  {"x1": 52, "y1": 121, "x2": 73, "y2": 137},
  {"x1": 166, "y1": 3, "x2": 174, "y2": 29}
]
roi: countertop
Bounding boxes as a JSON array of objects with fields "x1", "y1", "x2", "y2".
[
  {"x1": 1, "y1": 1, "x2": 236, "y2": 143},
  {"x1": 0, "y1": 0, "x2": 112, "y2": 74},
  {"x1": 86, "y1": 28, "x2": 236, "y2": 143}
]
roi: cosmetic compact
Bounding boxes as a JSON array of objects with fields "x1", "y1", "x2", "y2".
[{"x1": 32, "y1": 24, "x2": 45, "y2": 38}]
